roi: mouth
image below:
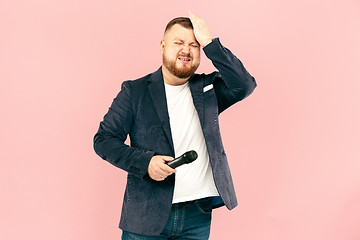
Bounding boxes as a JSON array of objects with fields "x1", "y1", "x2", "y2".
[{"x1": 178, "y1": 57, "x2": 191, "y2": 63}]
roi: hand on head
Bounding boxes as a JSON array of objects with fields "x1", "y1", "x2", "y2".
[{"x1": 188, "y1": 11, "x2": 213, "y2": 47}]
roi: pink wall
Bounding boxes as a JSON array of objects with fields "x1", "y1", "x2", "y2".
[{"x1": 1, "y1": 0, "x2": 359, "y2": 239}]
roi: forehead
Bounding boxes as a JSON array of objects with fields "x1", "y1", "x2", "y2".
[{"x1": 164, "y1": 24, "x2": 196, "y2": 41}]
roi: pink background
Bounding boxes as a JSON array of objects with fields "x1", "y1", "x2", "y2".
[{"x1": 1, "y1": 0, "x2": 359, "y2": 239}]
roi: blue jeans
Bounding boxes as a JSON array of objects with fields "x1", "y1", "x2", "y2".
[{"x1": 122, "y1": 199, "x2": 212, "y2": 240}]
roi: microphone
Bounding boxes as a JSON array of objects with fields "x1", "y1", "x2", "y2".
[{"x1": 166, "y1": 150, "x2": 198, "y2": 169}]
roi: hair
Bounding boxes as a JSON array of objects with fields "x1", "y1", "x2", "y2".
[{"x1": 164, "y1": 17, "x2": 193, "y2": 34}]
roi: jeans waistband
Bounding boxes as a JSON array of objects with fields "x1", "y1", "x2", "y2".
[
  {"x1": 172, "y1": 196, "x2": 215, "y2": 207},
  {"x1": 172, "y1": 199, "x2": 197, "y2": 207}
]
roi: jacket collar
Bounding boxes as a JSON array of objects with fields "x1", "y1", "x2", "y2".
[{"x1": 148, "y1": 67, "x2": 174, "y2": 155}]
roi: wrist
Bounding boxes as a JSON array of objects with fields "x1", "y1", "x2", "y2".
[{"x1": 201, "y1": 38, "x2": 214, "y2": 48}]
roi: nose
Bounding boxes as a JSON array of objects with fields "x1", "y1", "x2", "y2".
[{"x1": 181, "y1": 45, "x2": 191, "y2": 55}]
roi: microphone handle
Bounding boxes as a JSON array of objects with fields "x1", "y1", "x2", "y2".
[{"x1": 167, "y1": 157, "x2": 185, "y2": 169}]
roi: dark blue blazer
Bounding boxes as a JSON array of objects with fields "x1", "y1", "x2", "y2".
[{"x1": 94, "y1": 38, "x2": 256, "y2": 235}]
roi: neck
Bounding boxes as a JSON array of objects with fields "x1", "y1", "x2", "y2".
[{"x1": 161, "y1": 65, "x2": 190, "y2": 86}]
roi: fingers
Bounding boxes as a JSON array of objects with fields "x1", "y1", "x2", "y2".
[
  {"x1": 148, "y1": 155, "x2": 176, "y2": 181},
  {"x1": 188, "y1": 11, "x2": 200, "y2": 20},
  {"x1": 162, "y1": 156, "x2": 174, "y2": 162},
  {"x1": 188, "y1": 11, "x2": 212, "y2": 47},
  {"x1": 159, "y1": 163, "x2": 176, "y2": 175},
  {"x1": 188, "y1": 11, "x2": 196, "y2": 22},
  {"x1": 159, "y1": 157, "x2": 176, "y2": 175},
  {"x1": 188, "y1": 11, "x2": 203, "y2": 31},
  {"x1": 188, "y1": 11, "x2": 203, "y2": 26}
]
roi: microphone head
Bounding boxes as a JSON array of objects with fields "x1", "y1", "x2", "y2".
[{"x1": 184, "y1": 150, "x2": 198, "y2": 163}]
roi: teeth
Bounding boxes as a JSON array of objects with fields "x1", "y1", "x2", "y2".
[{"x1": 179, "y1": 58, "x2": 190, "y2": 61}]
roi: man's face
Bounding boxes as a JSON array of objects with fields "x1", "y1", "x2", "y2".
[{"x1": 160, "y1": 24, "x2": 201, "y2": 79}]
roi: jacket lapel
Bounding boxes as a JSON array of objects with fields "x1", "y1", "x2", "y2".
[
  {"x1": 148, "y1": 67, "x2": 175, "y2": 154},
  {"x1": 189, "y1": 75, "x2": 204, "y2": 126}
]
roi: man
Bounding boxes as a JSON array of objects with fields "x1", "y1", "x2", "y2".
[{"x1": 94, "y1": 12, "x2": 256, "y2": 239}]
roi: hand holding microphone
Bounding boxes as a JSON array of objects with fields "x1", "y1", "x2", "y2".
[{"x1": 147, "y1": 150, "x2": 198, "y2": 181}]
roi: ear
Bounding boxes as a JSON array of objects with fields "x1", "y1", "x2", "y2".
[{"x1": 160, "y1": 40, "x2": 165, "y2": 54}]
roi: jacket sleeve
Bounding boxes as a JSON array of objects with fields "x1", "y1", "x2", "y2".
[
  {"x1": 203, "y1": 38, "x2": 257, "y2": 113},
  {"x1": 93, "y1": 81, "x2": 155, "y2": 179}
]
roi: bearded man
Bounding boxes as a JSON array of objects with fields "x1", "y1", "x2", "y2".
[{"x1": 94, "y1": 11, "x2": 257, "y2": 240}]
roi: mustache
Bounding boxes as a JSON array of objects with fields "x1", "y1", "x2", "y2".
[{"x1": 178, "y1": 53, "x2": 192, "y2": 58}]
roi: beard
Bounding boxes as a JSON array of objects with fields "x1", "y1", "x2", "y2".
[{"x1": 162, "y1": 53, "x2": 199, "y2": 79}]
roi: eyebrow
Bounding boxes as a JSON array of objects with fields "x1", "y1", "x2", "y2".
[{"x1": 174, "y1": 38, "x2": 199, "y2": 45}]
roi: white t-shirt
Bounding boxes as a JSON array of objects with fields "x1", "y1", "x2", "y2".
[{"x1": 164, "y1": 82, "x2": 219, "y2": 203}]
